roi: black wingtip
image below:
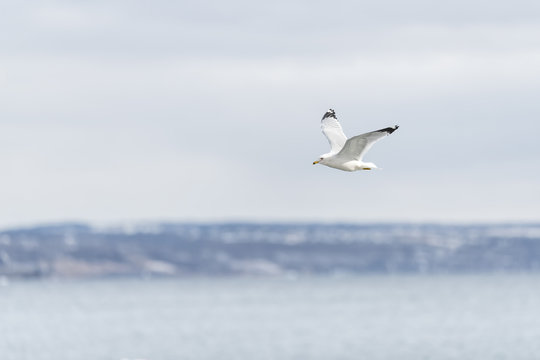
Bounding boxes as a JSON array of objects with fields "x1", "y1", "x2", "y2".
[
  {"x1": 378, "y1": 125, "x2": 399, "y2": 134},
  {"x1": 322, "y1": 109, "x2": 336, "y2": 120}
]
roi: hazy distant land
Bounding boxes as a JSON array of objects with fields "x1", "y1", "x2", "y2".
[{"x1": 1, "y1": 223, "x2": 540, "y2": 279}]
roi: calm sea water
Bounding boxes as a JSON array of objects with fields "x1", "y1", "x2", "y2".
[{"x1": 1, "y1": 274, "x2": 540, "y2": 360}]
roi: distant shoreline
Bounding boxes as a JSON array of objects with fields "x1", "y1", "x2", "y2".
[{"x1": 2, "y1": 222, "x2": 540, "y2": 279}]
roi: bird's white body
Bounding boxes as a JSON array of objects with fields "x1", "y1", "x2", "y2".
[
  {"x1": 319, "y1": 157, "x2": 377, "y2": 172},
  {"x1": 313, "y1": 109, "x2": 398, "y2": 172}
]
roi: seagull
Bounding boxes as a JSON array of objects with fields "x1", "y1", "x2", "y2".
[{"x1": 313, "y1": 109, "x2": 399, "y2": 171}]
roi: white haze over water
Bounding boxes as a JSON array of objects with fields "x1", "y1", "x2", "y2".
[
  {"x1": 2, "y1": 275, "x2": 540, "y2": 360},
  {"x1": 1, "y1": 0, "x2": 540, "y2": 226}
]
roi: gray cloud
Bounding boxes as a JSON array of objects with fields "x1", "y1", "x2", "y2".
[{"x1": 1, "y1": 0, "x2": 539, "y2": 226}]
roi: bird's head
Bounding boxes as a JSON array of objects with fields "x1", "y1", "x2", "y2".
[{"x1": 313, "y1": 156, "x2": 324, "y2": 165}]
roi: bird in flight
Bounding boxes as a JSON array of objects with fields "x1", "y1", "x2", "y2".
[{"x1": 313, "y1": 109, "x2": 399, "y2": 171}]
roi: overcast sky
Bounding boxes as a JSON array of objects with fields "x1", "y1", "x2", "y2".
[{"x1": 1, "y1": 0, "x2": 540, "y2": 227}]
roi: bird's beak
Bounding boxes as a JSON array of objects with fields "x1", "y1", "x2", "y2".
[{"x1": 313, "y1": 160, "x2": 319, "y2": 165}]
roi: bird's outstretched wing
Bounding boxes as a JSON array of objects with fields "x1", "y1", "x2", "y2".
[
  {"x1": 321, "y1": 109, "x2": 347, "y2": 154},
  {"x1": 337, "y1": 125, "x2": 399, "y2": 161}
]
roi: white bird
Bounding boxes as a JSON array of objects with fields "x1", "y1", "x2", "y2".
[{"x1": 313, "y1": 109, "x2": 399, "y2": 171}]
